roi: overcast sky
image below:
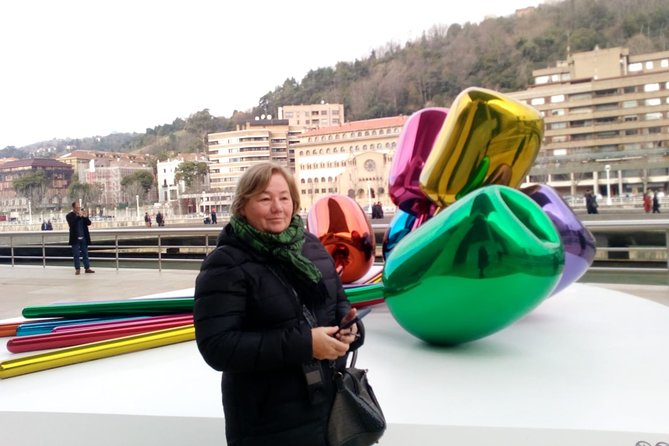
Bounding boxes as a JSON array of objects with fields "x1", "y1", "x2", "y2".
[{"x1": 0, "y1": 0, "x2": 545, "y2": 149}]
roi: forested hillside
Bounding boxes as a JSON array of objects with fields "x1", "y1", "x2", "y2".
[
  {"x1": 254, "y1": 0, "x2": 669, "y2": 121},
  {"x1": 4, "y1": 0, "x2": 668, "y2": 158}
]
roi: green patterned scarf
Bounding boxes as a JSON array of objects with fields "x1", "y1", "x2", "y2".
[{"x1": 230, "y1": 214, "x2": 322, "y2": 284}]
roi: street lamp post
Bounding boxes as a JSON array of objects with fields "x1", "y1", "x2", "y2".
[
  {"x1": 28, "y1": 200, "x2": 32, "y2": 224},
  {"x1": 605, "y1": 164, "x2": 612, "y2": 205},
  {"x1": 135, "y1": 195, "x2": 140, "y2": 219}
]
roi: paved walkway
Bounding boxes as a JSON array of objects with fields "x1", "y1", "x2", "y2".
[
  {"x1": 0, "y1": 265, "x2": 667, "y2": 320},
  {"x1": 0, "y1": 266, "x2": 199, "y2": 320}
]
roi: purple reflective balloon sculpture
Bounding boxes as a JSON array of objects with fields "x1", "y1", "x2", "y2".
[
  {"x1": 523, "y1": 184, "x2": 596, "y2": 295},
  {"x1": 389, "y1": 108, "x2": 448, "y2": 218}
]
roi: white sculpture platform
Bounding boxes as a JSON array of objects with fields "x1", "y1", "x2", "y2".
[{"x1": 1, "y1": 283, "x2": 668, "y2": 446}]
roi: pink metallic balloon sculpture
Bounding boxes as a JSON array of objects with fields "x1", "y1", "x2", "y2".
[{"x1": 389, "y1": 108, "x2": 447, "y2": 220}]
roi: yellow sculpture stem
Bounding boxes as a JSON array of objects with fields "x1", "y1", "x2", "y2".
[{"x1": 0, "y1": 325, "x2": 194, "y2": 379}]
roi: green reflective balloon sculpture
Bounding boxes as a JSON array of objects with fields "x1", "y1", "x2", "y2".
[{"x1": 383, "y1": 186, "x2": 564, "y2": 345}]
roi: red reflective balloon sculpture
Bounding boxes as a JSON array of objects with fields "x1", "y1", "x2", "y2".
[{"x1": 307, "y1": 195, "x2": 375, "y2": 283}]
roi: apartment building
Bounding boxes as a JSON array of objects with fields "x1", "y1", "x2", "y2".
[
  {"x1": 295, "y1": 116, "x2": 406, "y2": 212},
  {"x1": 0, "y1": 158, "x2": 73, "y2": 213},
  {"x1": 278, "y1": 103, "x2": 344, "y2": 130},
  {"x1": 59, "y1": 150, "x2": 151, "y2": 183},
  {"x1": 508, "y1": 46, "x2": 669, "y2": 198},
  {"x1": 85, "y1": 164, "x2": 154, "y2": 207},
  {"x1": 206, "y1": 119, "x2": 303, "y2": 213},
  {"x1": 156, "y1": 153, "x2": 208, "y2": 203}
]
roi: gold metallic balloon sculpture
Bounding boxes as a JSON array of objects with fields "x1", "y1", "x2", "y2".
[{"x1": 420, "y1": 87, "x2": 544, "y2": 209}]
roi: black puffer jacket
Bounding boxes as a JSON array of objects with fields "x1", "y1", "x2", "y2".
[{"x1": 194, "y1": 224, "x2": 364, "y2": 446}]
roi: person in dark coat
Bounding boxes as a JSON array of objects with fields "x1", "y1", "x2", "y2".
[
  {"x1": 194, "y1": 162, "x2": 364, "y2": 446},
  {"x1": 66, "y1": 201, "x2": 94, "y2": 275},
  {"x1": 652, "y1": 191, "x2": 661, "y2": 213},
  {"x1": 585, "y1": 190, "x2": 598, "y2": 214}
]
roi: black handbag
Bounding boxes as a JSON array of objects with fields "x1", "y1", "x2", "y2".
[{"x1": 328, "y1": 349, "x2": 386, "y2": 446}]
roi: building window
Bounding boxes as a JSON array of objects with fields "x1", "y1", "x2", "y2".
[
  {"x1": 646, "y1": 98, "x2": 661, "y2": 106},
  {"x1": 550, "y1": 95, "x2": 565, "y2": 103},
  {"x1": 644, "y1": 83, "x2": 660, "y2": 92},
  {"x1": 570, "y1": 92, "x2": 592, "y2": 101},
  {"x1": 628, "y1": 62, "x2": 642, "y2": 72},
  {"x1": 595, "y1": 103, "x2": 617, "y2": 111},
  {"x1": 530, "y1": 97, "x2": 545, "y2": 106},
  {"x1": 535, "y1": 75, "x2": 550, "y2": 84}
]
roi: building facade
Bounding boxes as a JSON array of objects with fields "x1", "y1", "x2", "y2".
[
  {"x1": 508, "y1": 46, "x2": 669, "y2": 199},
  {"x1": 59, "y1": 150, "x2": 151, "y2": 183},
  {"x1": 0, "y1": 158, "x2": 73, "y2": 214},
  {"x1": 156, "y1": 153, "x2": 209, "y2": 203},
  {"x1": 278, "y1": 103, "x2": 345, "y2": 130},
  {"x1": 85, "y1": 164, "x2": 154, "y2": 207},
  {"x1": 206, "y1": 119, "x2": 303, "y2": 213},
  {"x1": 294, "y1": 116, "x2": 406, "y2": 213}
]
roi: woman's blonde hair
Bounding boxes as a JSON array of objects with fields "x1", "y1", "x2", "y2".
[{"x1": 231, "y1": 162, "x2": 300, "y2": 217}]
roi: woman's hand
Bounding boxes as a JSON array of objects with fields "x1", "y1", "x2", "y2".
[
  {"x1": 312, "y1": 327, "x2": 349, "y2": 360},
  {"x1": 335, "y1": 308, "x2": 359, "y2": 346}
]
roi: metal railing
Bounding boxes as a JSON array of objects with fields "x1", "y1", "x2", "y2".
[
  {"x1": 0, "y1": 227, "x2": 220, "y2": 271},
  {"x1": 0, "y1": 220, "x2": 668, "y2": 273}
]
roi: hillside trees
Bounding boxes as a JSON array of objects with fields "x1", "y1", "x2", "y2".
[
  {"x1": 251, "y1": 0, "x2": 668, "y2": 122},
  {"x1": 67, "y1": 174, "x2": 102, "y2": 207},
  {"x1": 175, "y1": 161, "x2": 209, "y2": 192},
  {"x1": 121, "y1": 170, "x2": 154, "y2": 205}
]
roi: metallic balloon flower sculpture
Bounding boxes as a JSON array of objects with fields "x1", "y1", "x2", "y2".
[
  {"x1": 420, "y1": 87, "x2": 544, "y2": 209},
  {"x1": 307, "y1": 195, "x2": 375, "y2": 283}
]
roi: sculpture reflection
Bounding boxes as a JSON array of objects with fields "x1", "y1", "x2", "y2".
[{"x1": 307, "y1": 195, "x2": 375, "y2": 283}]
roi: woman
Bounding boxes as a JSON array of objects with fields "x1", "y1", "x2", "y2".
[{"x1": 194, "y1": 162, "x2": 364, "y2": 446}]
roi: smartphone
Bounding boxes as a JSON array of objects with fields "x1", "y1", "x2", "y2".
[{"x1": 337, "y1": 307, "x2": 371, "y2": 332}]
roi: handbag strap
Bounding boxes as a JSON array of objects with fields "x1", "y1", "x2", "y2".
[
  {"x1": 349, "y1": 349, "x2": 358, "y2": 368},
  {"x1": 268, "y1": 265, "x2": 318, "y2": 327}
]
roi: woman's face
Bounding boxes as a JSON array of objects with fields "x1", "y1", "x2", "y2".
[{"x1": 242, "y1": 173, "x2": 293, "y2": 233}]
